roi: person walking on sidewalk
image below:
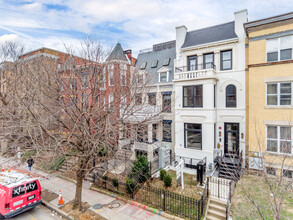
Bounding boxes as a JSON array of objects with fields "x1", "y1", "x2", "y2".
[{"x1": 27, "y1": 158, "x2": 34, "y2": 171}]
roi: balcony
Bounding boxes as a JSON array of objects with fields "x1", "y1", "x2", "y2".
[
  {"x1": 174, "y1": 63, "x2": 217, "y2": 81},
  {"x1": 121, "y1": 105, "x2": 162, "y2": 123}
]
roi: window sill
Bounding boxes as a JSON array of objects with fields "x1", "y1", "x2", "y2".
[
  {"x1": 162, "y1": 140, "x2": 172, "y2": 143},
  {"x1": 266, "y1": 151, "x2": 293, "y2": 157},
  {"x1": 182, "y1": 106, "x2": 203, "y2": 108},
  {"x1": 265, "y1": 105, "x2": 293, "y2": 109}
]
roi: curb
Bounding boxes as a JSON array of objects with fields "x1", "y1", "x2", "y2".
[
  {"x1": 57, "y1": 174, "x2": 77, "y2": 184},
  {"x1": 90, "y1": 186, "x2": 185, "y2": 220},
  {"x1": 41, "y1": 200, "x2": 73, "y2": 220}
]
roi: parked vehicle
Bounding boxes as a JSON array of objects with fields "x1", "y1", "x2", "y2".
[{"x1": 0, "y1": 168, "x2": 42, "y2": 219}]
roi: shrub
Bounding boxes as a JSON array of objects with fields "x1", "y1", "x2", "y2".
[
  {"x1": 113, "y1": 178, "x2": 119, "y2": 187},
  {"x1": 160, "y1": 169, "x2": 167, "y2": 180},
  {"x1": 163, "y1": 174, "x2": 172, "y2": 187},
  {"x1": 102, "y1": 175, "x2": 108, "y2": 182},
  {"x1": 129, "y1": 155, "x2": 149, "y2": 183},
  {"x1": 51, "y1": 156, "x2": 66, "y2": 170},
  {"x1": 126, "y1": 178, "x2": 135, "y2": 194}
]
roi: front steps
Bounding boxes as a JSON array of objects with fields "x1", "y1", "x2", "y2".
[
  {"x1": 218, "y1": 156, "x2": 241, "y2": 181},
  {"x1": 206, "y1": 198, "x2": 226, "y2": 220}
]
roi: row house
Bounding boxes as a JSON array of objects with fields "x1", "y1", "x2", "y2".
[
  {"x1": 120, "y1": 41, "x2": 176, "y2": 168},
  {"x1": 174, "y1": 10, "x2": 247, "y2": 175},
  {"x1": 59, "y1": 43, "x2": 135, "y2": 135},
  {"x1": 245, "y1": 12, "x2": 293, "y2": 178}
]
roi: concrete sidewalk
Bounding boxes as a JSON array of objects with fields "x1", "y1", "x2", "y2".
[{"x1": 0, "y1": 157, "x2": 166, "y2": 220}]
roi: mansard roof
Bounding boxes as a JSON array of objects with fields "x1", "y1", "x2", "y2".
[
  {"x1": 182, "y1": 21, "x2": 238, "y2": 48},
  {"x1": 135, "y1": 43, "x2": 176, "y2": 85},
  {"x1": 107, "y1": 42, "x2": 128, "y2": 61}
]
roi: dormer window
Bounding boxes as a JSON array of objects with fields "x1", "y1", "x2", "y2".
[
  {"x1": 140, "y1": 62, "x2": 147, "y2": 69},
  {"x1": 151, "y1": 60, "x2": 158, "y2": 68},
  {"x1": 160, "y1": 72, "x2": 167, "y2": 82},
  {"x1": 157, "y1": 67, "x2": 170, "y2": 83},
  {"x1": 163, "y1": 58, "x2": 170, "y2": 66}
]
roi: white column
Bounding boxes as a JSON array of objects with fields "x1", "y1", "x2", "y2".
[
  {"x1": 197, "y1": 53, "x2": 203, "y2": 69},
  {"x1": 203, "y1": 83, "x2": 214, "y2": 109},
  {"x1": 157, "y1": 122, "x2": 163, "y2": 141},
  {"x1": 148, "y1": 123, "x2": 153, "y2": 143},
  {"x1": 214, "y1": 51, "x2": 220, "y2": 72}
]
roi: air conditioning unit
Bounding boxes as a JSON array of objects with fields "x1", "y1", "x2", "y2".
[{"x1": 249, "y1": 157, "x2": 265, "y2": 170}]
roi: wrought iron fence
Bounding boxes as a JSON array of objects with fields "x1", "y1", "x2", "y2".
[
  {"x1": 94, "y1": 176, "x2": 209, "y2": 220},
  {"x1": 208, "y1": 176, "x2": 236, "y2": 220}
]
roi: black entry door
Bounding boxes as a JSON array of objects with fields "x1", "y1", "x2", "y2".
[{"x1": 224, "y1": 123, "x2": 239, "y2": 156}]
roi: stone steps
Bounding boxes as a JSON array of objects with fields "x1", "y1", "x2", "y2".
[{"x1": 205, "y1": 198, "x2": 226, "y2": 220}]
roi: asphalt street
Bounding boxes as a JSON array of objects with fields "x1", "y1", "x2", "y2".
[{"x1": 10, "y1": 204, "x2": 62, "y2": 220}]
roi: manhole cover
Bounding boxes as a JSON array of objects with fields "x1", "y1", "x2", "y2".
[{"x1": 93, "y1": 204, "x2": 103, "y2": 209}]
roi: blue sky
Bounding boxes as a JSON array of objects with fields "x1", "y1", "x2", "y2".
[{"x1": 0, "y1": 0, "x2": 293, "y2": 56}]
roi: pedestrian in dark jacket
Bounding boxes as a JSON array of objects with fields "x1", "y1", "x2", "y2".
[{"x1": 27, "y1": 158, "x2": 34, "y2": 171}]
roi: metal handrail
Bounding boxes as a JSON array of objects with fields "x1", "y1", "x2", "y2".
[{"x1": 175, "y1": 63, "x2": 216, "y2": 73}]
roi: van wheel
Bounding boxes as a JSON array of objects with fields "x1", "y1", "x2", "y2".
[{"x1": 0, "y1": 214, "x2": 4, "y2": 220}]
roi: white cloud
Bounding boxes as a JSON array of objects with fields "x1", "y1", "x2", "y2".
[
  {"x1": 0, "y1": 34, "x2": 20, "y2": 43},
  {"x1": 0, "y1": 0, "x2": 293, "y2": 57}
]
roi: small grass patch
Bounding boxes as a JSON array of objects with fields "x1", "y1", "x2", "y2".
[
  {"x1": 230, "y1": 175, "x2": 293, "y2": 220},
  {"x1": 146, "y1": 170, "x2": 203, "y2": 200}
]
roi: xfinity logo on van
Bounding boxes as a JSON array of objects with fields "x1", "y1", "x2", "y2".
[
  {"x1": 12, "y1": 181, "x2": 38, "y2": 198},
  {"x1": 12, "y1": 185, "x2": 25, "y2": 197},
  {"x1": 26, "y1": 182, "x2": 37, "y2": 191}
]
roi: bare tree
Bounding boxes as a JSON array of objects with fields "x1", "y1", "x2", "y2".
[
  {"x1": 229, "y1": 120, "x2": 293, "y2": 220},
  {"x1": 0, "y1": 37, "x2": 158, "y2": 210}
]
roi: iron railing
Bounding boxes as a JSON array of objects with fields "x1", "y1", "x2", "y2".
[
  {"x1": 226, "y1": 180, "x2": 236, "y2": 220},
  {"x1": 94, "y1": 176, "x2": 209, "y2": 220},
  {"x1": 175, "y1": 63, "x2": 216, "y2": 73}
]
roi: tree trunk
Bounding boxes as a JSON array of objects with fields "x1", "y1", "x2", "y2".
[{"x1": 73, "y1": 159, "x2": 85, "y2": 210}]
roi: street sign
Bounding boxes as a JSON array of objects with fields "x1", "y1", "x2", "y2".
[{"x1": 175, "y1": 159, "x2": 184, "y2": 190}]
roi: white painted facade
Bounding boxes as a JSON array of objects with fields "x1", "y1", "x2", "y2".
[{"x1": 174, "y1": 10, "x2": 247, "y2": 171}]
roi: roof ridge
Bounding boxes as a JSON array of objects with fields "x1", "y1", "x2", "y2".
[{"x1": 187, "y1": 21, "x2": 234, "y2": 34}]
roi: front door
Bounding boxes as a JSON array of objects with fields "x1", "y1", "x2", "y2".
[{"x1": 224, "y1": 123, "x2": 239, "y2": 156}]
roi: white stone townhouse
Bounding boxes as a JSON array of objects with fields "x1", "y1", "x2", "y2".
[{"x1": 173, "y1": 10, "x2": 247, "y2": 174}]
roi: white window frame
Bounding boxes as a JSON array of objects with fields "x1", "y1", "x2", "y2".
[
  {"x1": 121, "y1": 95, "x2": 126, "y2": 107},
  {"x1": 266, "y1": 82, "x2": 293, "y2": 106},
  {"x1": 103, "y1": 97, "x2": 106, "y2": 111},
  {"x1": 82, "y1": 75, "x2": 89, "y2": 89},
  {"x1": 120, "y1": 64, "x2": 127, "y2": 86},
  {"x1": 266, "y1": 125, "x2": 293, "y2": 155},
  {"x1": 137, "y1": 73, "x2": 144, "y2": 85},
  {"x1": 266, "y1": 35, "x2": 293, "y2": 62},
  {"x1": 109, "y1": 94, "x2": 114, "y2": 109},
  {"x1": 158, "y1": 71, "x2": 169, "y2": 83},
  {"x1": 108, "y1": 64, "x2": 114, "y2": 86}
]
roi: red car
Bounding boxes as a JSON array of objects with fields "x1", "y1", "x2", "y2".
[{"x1": 0, "y1": 168, "x2": 42, "y2": 219}]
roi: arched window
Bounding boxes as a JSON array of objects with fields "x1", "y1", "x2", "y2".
[{"x1": 226, "y1": 84, "x2": 236, "y2": 107}]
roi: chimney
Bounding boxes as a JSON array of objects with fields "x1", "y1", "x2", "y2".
[
  {"x1": 234, "y1": 9, "x2": 248, "y2": 39},
  {"x1": 175, "y1": 25, "x2": 187, "y2": 56},
  {"x1": 124, "y1": 49, "x2": 132, "y2": 60}
]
